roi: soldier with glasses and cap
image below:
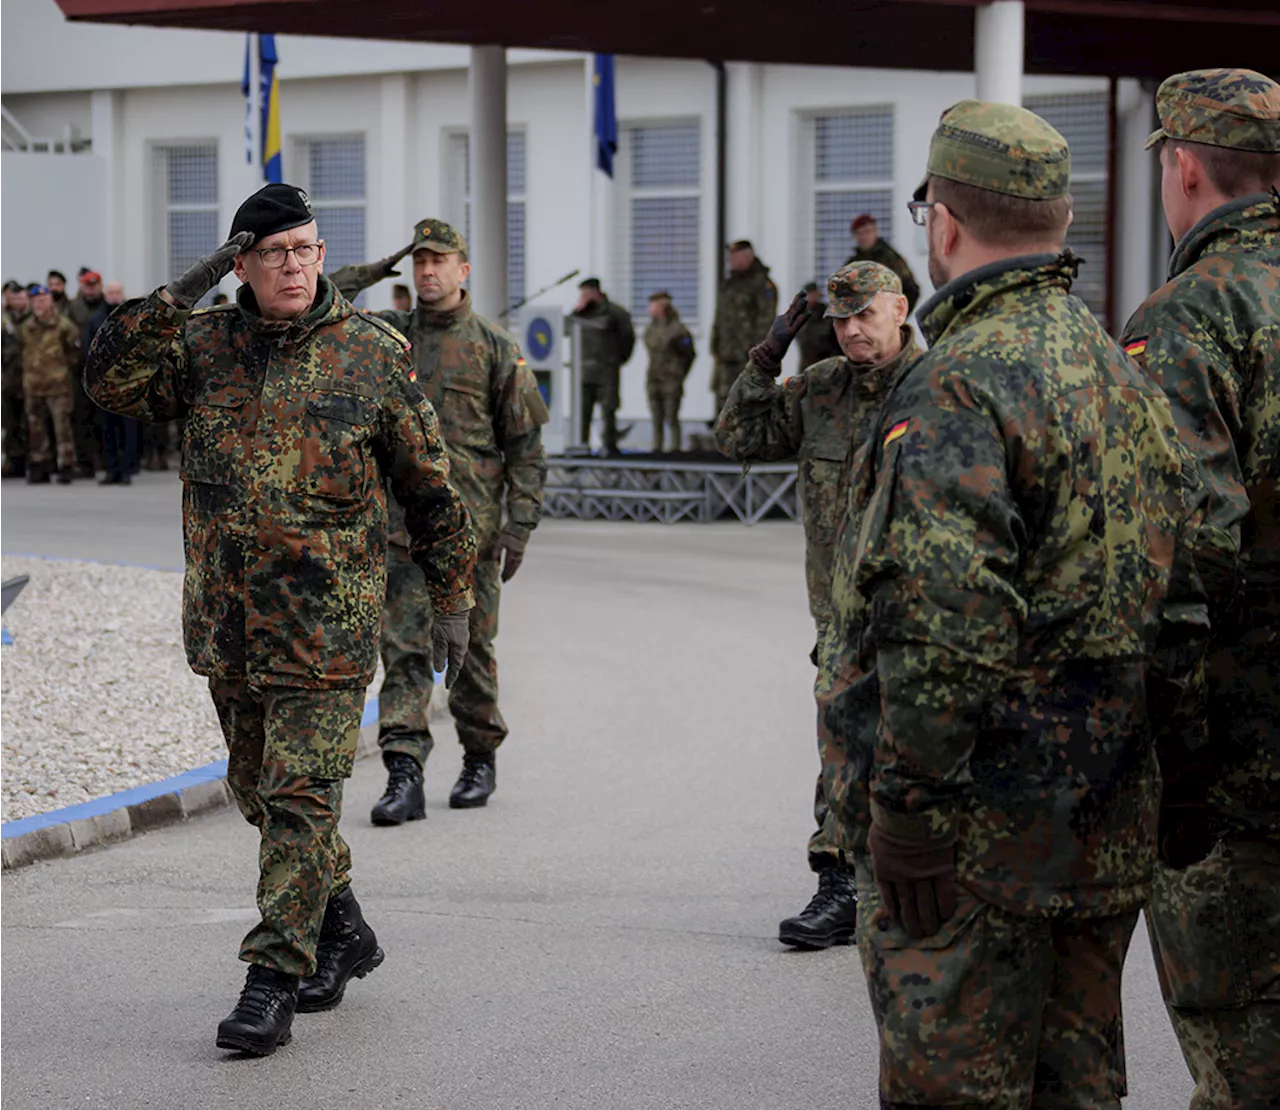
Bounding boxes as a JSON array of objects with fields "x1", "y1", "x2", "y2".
[
  {"x1": 86, "y1": 183, "x2": 477, "y2": 1057},
  {"x1": 838, "y1": 101, "x2": 1204, "y2": 1108}
]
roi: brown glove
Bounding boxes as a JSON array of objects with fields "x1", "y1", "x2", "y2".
[
  {"x1": 431, "y1": 610, "x2": 471, "y2": 689},
  {"x1": 495, "y1": 526, "x2": 529, "y2": 583},
  {"x1": 747, "y1": 291, "x2": 812, "y2": 375},
  {"x1": 868, "y1": 823, "x2": 958, "y2": 939},
  {"x1": 372, "y1": 242, "x2": 415, "y2": 281}
]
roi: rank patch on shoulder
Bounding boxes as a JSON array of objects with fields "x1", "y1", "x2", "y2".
[
  {"x1": 1124, "y1": 338, "x2": 1148, "y2": 357},
  {"x1": 883, "y1": 419, "x2": 910, "y2": 447}
]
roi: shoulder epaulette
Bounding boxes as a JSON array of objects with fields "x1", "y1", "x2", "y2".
[{"x1": 358, "y1": 311, "x2": 412, "y2": 350}]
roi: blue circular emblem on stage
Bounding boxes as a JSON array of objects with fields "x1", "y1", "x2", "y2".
[{"x1": 526, "y1": 316, "x2": 554, "y2": 362}]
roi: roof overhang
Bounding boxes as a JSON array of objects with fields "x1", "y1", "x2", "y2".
[{"x1": 52, "y1": 0, "x2": 1280, "y2": 81}]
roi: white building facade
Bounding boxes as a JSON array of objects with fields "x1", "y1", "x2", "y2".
[{"x1": 2, "y1": 0, "x2": 1165, "y2": 434}]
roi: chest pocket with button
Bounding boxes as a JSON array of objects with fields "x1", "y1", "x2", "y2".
[
  {"x1": 182, "y1": 384, "x2": 257, "y2": 498},
  {"x1": 299, "y1": 390, "x2": 380, "y2": 502},
  {"x1": 439, "y1": 379, "x2": 496, "y2": 452}
]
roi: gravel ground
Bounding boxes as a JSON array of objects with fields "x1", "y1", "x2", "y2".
[{"x1": 1, "y1": 555, "x2": 226, "y2": 822}]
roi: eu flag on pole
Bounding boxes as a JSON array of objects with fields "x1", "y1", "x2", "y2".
[
  {"x1": 259, "y1": 34, "x2": 282, "y2": 184},
  {"x1": 593, "y1": 54, "x2": 617, "y2": 178}
]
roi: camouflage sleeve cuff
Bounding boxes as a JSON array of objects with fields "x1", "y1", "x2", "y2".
[
  {"x1": 869, "y1": 798, "x2": 957, "y2": 842},
  {"x1": 428, "y1": 587, "x2": 475, "y2": 616},
  {"x1": 502, "y1": 520, "x2": 535, "y2": 542}
]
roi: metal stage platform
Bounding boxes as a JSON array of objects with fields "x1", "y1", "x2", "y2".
[{"x1": 543, "y1": 454, "x2": 799, "y2": 525}]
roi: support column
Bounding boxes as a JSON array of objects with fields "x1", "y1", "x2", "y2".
[
  {"x1": 89, "y1": 90, "x2": 122, "y2": 283},
  {"x1": 469, "y1": 45, "x2": 508, "y2": 320},
  {"x1": 377, "y1": 73, "x2": 412, "y2": 288},
  {"x1": 1114, "y1": 78, "x2": 1160, "y2": 326},
  {"x1": 724, "y1": 62, "x2": 763, "y2": 241},
  {"x1": 974, "y1": 0, "x2": 1024, "y2": 106}
]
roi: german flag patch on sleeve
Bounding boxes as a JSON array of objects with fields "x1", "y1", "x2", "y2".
[
  {"x1": 883, "y1": 419, "x2": 909, "y2": 447},
  {"x1": 1124, "y1": 338, "x2": 1148, "y2": 358}
]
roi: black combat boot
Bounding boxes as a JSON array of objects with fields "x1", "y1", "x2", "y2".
[
  {"x1": 55, "y1": 466, "x2": 73, "y2": 485},
  {"x1": 296, "y1": 886, "x2": 385, "y2": 1012},
  {"x1": 370, "y1": 752, "x2": 426, "y2": 826},
  {"x1": 449, "y1": 752, "x2": 496, "y2": 809},
  {"x1": 778, "y1": 865, "x2": 859, "y2": 949},
  {"x1": 216, "y1": 965, "x2": 298, "y2": 1055},
  {"x1": 25, "y1": 464, "x2": 49, "y2": 485}
]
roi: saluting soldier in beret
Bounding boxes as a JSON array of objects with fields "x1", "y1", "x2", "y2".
[
  {"x1": 1123, "y1": 68, "x2": 1280, "y2": 1108},
  {"x1": 842, "y1": 102, "x2": 1203, "y2": 1107},
  {"x1": 86, "y1": 183, "x2": 477, "y2": 1057},
  {"x1": 715, "y1": 262, "x2": 919, "y2": 951}
]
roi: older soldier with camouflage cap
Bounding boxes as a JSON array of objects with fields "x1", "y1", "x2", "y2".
[
  {"x1": 333, "y1": 219, "x2": 549, "y2": 819},
  {"x1": 715, "y1": 261, "x2": 919, "y2": 949},
  {"x1": 1122, "y1": 68, "x2": 1280, "y2": 1109},
  {"x1": 839, "y1": 101, "x2": 1203, "y2": 1108},
  {"x1": 86, "y1": 184, "x2": 478, "y2": 1057}
]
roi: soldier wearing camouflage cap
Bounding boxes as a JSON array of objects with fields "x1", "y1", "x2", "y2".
[
  {"x1": 1122, "y1": 68, "x2": 1280, "y2": 1108},
  {"x1": 836, "y1": 101, "x2": 1203, "y2": 1107},
  {"x1": 715, "y1": 260, "x2": 919, "y2": 950},
  {"x1": 332, "y1": 219, "x2": 549, "y2": 822}
]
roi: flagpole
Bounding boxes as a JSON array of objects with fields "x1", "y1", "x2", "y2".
[
  {"x1": 585, "y1": 56, "x2": 600, "y2": 280},
  {"x1": 248, "y1": 33, "x2": 261, "y2": 183}
]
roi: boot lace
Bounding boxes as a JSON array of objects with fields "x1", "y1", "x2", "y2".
[
  {"x1": 380, "y1": 757, "x2": 418, "y2": 800},
  {"x1": 236, "y1": 973, "x2": 286, "y2": 1018}
]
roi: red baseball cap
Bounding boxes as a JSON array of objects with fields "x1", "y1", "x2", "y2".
[{"x1": 850, "y1": 214, "x2": 876, "y2": 232}]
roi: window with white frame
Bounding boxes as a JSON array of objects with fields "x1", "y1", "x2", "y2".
[
  {"x1": 152, "y1": 143, "x2": 219, "y2": 306},
  {"x1": 443, "y1": 130, "x2": 527, "y2": 313},
  {"x1": 1025, "y1": 92, "x2": 1110, "y2": 328},
  {"x1": 293, "y1": 135, "x2": 366, "y2": 304},
  {"x1": 612, "y1": 120, "x2": 701, "y2": 324},
  {"x1": 796, "y1": 107, "x2": 895, "y2": 290}
]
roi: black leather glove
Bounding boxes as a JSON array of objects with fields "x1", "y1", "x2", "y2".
[
  {"x1": 431, "y1": 611, "x2": 472, "y2": 689},
  {"x1": 495, "y1": 526, "x2": 529, "y2": 583},
  {"x1": 868, "y1": 823, "x2": 958, "y2": 939},
  {"x1": 165, "y1": 231, "x2": 254, "y2": 308},
  {"x1": 371, "y1": 242, "x2": 414, "y2": 281},
  {"x1": 748, "y1": 291, "x2": 812, "y2": 375}
]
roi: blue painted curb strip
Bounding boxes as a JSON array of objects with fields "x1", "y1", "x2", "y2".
[{"x1": 1, "y1": 696, "x2": 380, "y2": 842}]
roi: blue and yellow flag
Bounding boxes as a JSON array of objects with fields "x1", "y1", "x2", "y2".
[
  {"x1": 242, "y1": 33, "x2": 282, "y2": 183},
  {"x1": 593, "y1": 54, "x2": 617, "y2": 178},
  {"x1": 259, "y1": 34, "x2": 282, "y2": 184}
]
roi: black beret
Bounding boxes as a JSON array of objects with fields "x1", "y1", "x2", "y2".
[
  {"x1": 47, "y1": 269, "x2": 67, "y2": 282},
  {"x1": 3, "y1": 279, "x2": 23, "y2": 294},
  {"x1": 579, "y1": 277, "x2": 602, "y2": 291},
  {"x1": 229, "y1": 183, "x2": 315, "y2": 242}
]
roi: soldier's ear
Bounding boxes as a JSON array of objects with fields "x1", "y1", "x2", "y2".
[
  {"x1": 892, "y1": 294, "x2": 909, "y2": 326},
  {"x1": 1173, "y1": 145, "x2": 1202, "y2": 200}
]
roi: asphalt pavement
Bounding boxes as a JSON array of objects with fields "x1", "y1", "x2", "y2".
[{"x1": 1, "y1": 476, "x2": 1194, "y2": 1108}]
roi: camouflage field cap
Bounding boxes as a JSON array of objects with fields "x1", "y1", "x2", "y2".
[
  {"x1": 1144, "y1": 68, "x2": 1280, "y2": 152},
  {"x1": 918, "y1": 99, "x2": 1071, "y2": 201},
  {"x1": 825, "y1": 261, "x2": 902, "y2": 318},
  {"x1": 412, "y1": 218, "x2": 468, "y2": 255}
]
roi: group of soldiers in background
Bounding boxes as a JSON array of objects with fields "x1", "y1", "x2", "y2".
[
  {"x1": 719, "y1": 68, "x2": 1278, "y2": 1109},
  {"x1": 1, "y1": 267, "x2": 180, "y2": 484},
  {"x1": 565, "y1": 218, "x2": 919, "y2": 457}
]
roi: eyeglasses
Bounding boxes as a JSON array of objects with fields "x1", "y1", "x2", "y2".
[
  {"x1": 907, "y1": 200, "x2": 964, "y2": 227},
  {"x1": 252, "y1": 242, "x2": 324, "y2": 268}
]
